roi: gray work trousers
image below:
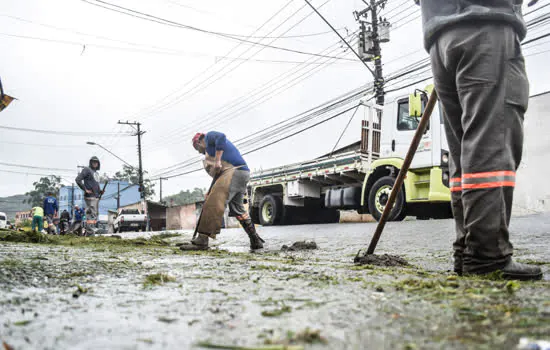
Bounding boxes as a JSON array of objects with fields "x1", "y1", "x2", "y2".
[
  {"x1": 430, "y1": 23, "x2": 529, "y2": 273},
  {"x1": 84, "y1": 197, "x2": 99, "y2": 227},
  {"x1": 226, "y1": 170, "x2": 250, "y2": 217}
]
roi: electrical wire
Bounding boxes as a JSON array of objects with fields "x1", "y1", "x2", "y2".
[
  {"x1": 81, "y1": 0, "x2": 355, "y2": 61},
  {"x1": 136, "y1": 0, "x2": 342, "y2": 125},
  {"x1": 0, "y1": 162, "x2": 75, "y2": 173},
  {"x1": 0, "y1": 125, "x2": 131, "y2": 137},
  {"x1": 145, "y1": 33, "x2": 358, "y2": 152}
]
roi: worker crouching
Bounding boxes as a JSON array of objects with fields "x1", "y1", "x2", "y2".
[{"x1": 180, "y1": 131, "x2": 264, "y2": 251}]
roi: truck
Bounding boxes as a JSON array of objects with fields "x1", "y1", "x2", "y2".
[
  {"x1": 0, "y1": 212, "x2": 7, "y2": 229},
  {"x1": 247, "y1": 84, "x2": 453, "y2": 225},
  {"x1": 112, "y1": 208, "x2": 147, "y2": 233}
]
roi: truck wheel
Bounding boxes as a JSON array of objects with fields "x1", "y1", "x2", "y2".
[
  {"x1": 259, "y1": 195, "x2": 283, "y2": 226},
  {"x1": 368, "y1": 176, "x2": 406, "y2": 222}
]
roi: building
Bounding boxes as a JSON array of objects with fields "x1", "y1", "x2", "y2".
[
  {"x1": 58, "y1": 181, "x2": 141, "y2": 218},
  {"x1": 15, "y1": 210, "x2": 32, "y2": 226},
  {"x1": 166, "y1": 201, "x2": 203, "y2": 230}
]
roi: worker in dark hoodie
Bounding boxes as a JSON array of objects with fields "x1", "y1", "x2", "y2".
[
  {"x1": 417, "y1": 0, "x2": 542, "y2": 280},
  {"x1": 75, "y1": 156, "x2": 103, "y2": 234}
]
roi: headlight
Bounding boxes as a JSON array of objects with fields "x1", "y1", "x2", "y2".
[
  {"x1": 442, "y1": 153, "x2": 449, "y2": 164},
  {"x1": 442, "y1": 173, "x2": 449, "y2": 181}
]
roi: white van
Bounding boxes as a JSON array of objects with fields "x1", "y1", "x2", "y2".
[{"x1": 0, "y1": 212, "x2": 7, "y2": 229}]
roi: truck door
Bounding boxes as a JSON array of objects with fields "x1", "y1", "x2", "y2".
[{"x1": 391, "y1": 98, "x2": 434, "y2": 169}]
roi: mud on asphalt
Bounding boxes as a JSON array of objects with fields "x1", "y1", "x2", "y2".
[{"x1": 1, "y1": 215, "x2": 550, "y2": 350}]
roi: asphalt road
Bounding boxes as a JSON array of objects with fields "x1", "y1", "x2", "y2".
[{"x1": 1, "y1": 214, "x2": 549, "y2": 349}]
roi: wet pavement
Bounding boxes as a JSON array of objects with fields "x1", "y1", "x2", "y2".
[{"x1": 1, "y1": 214, "x2": 549, "y2": 349}]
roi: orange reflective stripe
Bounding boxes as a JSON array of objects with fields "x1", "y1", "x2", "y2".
[
  {"x1": 462, "y1": 181, "x2": 515, "y2": 189},
  {"x1": 462, "y1": 171, "x2": 515, "y2": 179},
  {"x1": 450, "y1": 187, "x2": 462, "y2": 192},
  {"x1": 450, "y1": 177, "x2": 462, "y2": 183}
]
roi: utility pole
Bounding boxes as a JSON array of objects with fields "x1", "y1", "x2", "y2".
[
  {"x1": 355, "y1": 0, "x2": 390, "y2": 105},
  {"x1": 71, "y1": 184, "x2": 75, "y2": 217},
  {"x1": 117, "y1": 182, "x2": 120, "y2": 209},
  {"x1": 159, "y1": 177, "x2": 168, "y2": 204},
  {"x1": 118, "y1": 121, "x2": 146, "y2": 200}
]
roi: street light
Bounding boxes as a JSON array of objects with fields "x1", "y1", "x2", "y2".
[{"x1": 86, "y1": 141, "x2": 136, "y2": 170}]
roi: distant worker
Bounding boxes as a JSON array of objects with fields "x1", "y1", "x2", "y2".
[
  {"x1": 75, "y1": 156, "x2": 103, "y2": 235},
  {"x1": 59, "y1": 209, "x2": 71, "y2": 235},
  {"x1": 43, "y1": 191, "x2": 58, "y2": 234},
  {"x1": 180, "y1": 131, "x2": 264, "y2": 251},
  {"x1": 31, "y1": 206, "x2": 44, "y2": 233},
  {"x1": 418, "y1": 0, "x2": 542, "y2": 280},
  {"x1": 72, "y1": 205, "x2": 85, "y2": 235}
]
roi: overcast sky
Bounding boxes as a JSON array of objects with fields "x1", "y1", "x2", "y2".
[{"x1": 1, "y1": 0, "x2": 549, "y2": 200}]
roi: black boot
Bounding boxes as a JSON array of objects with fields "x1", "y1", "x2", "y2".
[
  {"x1": 238, "y1": 217, "x2": 264, "y2": 250},
  {"x1": 500, "y1": 260, "x2": 542, "y2": 281}
]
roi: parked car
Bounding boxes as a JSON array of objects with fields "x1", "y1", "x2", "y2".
[
  {"x1": 0, "y1": 212, "x2": 7, "y2": 229},
  {"x1": 112, "y1": 209, "x2": 147, "y2": 233}
]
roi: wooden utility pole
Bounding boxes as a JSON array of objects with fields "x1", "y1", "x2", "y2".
[{"x1": 117, "y1": 121, "x2": 146, "y2": 199}]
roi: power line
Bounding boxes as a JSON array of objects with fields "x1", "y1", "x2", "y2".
[
  {"x1": 0, "y1": 162, "x2": 74, "y2": 173},
  {"x1": 80, "y1": 0, "x2": 356, "y2": 61},
  {"x1": 123, "y1": 0, "x2": 301, "y2": 124},
  {"x1": 100, "y1": 0, "x2": 302, "y2": 155},
  {"x1": 304, "y1": 0, "x2": 375, "y2": 77},
  {"x1": 145, "y1": 33, "x2": 358, "y2": 152},
  {"x1": 136, "y1": 0, "x2": 342, "y2": 125},
  {"x1": 0, "y1": 168, "x2": 66, "y2": 178},
  {"x1": 0, "y1": 125, "x2": 132, "y2": 137}
]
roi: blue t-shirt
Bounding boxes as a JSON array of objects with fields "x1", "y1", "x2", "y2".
[
  {"x1": 205, "y1": 131, "x2": 249, "y2": 171},
  {"x1": 74, "y1": 208, "x2": 85, "y2": 221},
  {"x1": 43, "y1": 196, "x2": 58, "y2": 216}
]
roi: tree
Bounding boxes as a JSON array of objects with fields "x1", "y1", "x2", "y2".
[
  {"x1": 164, "y1": 187, "x2": 206, "y2": 206},
  {"x1": 112, "y1": 165, "x2": 156, "y2": 200},
  {"x1": 24, "y1": 176, "x2": 61, "y2": 207}
]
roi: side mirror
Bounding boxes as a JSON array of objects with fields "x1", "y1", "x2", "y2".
[{"x1": 409, "y1": 92, "x2": 422, "y2": 118}]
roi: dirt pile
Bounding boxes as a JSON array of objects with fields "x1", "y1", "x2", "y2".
[
  {"x1": 281, "y1": 241, "x2": 318, "y2": 251},
  {"x1": 354, "y1": 252, "x2": 409, "y2": 267}
]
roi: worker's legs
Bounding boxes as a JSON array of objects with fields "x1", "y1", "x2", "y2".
[
  {"x1": 84, "y1": 197, "x2": 99, "y2": 235},
  {"x1": 430, "y1": 33, "x2": 466, "y2": 274},
  {"x1": 85, "y1": 198, "x2": 99, "y2": 227},
  {"x1": 227, "y1": 170, "x2": 264, "y2": 249},
  {"x1": 432, "y1": 24, "x2": 540, "y2": 279},
  {"x1": 32, "y1": 216, "x2": 37, "y2": 232},
  {"x1": 38, "y1": 217, "x2": 43, "y2": 232}
]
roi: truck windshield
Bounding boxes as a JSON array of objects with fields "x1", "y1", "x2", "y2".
[
  {"x1": 0, "y1": 215, "x2": 6, "y2": 221},
  {"x1": 397, "y1": 98, "x2": 429, "y2": 131}
]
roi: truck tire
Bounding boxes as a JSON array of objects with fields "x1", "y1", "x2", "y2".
[
  {"x1": 368, "y1": 176, "x2": 406, "y2": 222},
  {"x1": 259, "y1": 195, "x2": 283, "y2": 226}
]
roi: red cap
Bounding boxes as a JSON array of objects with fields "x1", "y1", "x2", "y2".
[{"x1": 192, "y1": 133, "x2": 204, "y2": 148}]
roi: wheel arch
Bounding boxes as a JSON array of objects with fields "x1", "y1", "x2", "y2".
[{"x1": 361, "y1": 158, "x2": 406, "y2": 210}]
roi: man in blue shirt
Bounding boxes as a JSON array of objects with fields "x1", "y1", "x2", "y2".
[
  {"x1": 72, "y1": 205, "x2": 85, "y2": 235},
  {"x1": 43, "y1": 192, "x2": 58, "y2": 234},
  {"x1": 181, "y1": 131, "x2": 264, "y2": 251}
]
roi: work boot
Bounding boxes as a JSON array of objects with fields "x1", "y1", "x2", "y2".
[
  {"x1": 466, "y1": 259, "x2": 543, "y2": 281},
  {"x1": 238, "y1": 218, "x2": 264, "y2": 250},
  {"x1": 499, "y1": 260, "x2": 543, "y2": 281},
  {"x1": 179, "y1": 233, "x2": 209, "y2": 251}
]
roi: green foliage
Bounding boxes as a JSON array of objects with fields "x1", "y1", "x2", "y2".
[
  {"x1": 164, "y1": 187, "x2": 206, "y2": 206},
  {"x1": 111, "y1": 165, "x2": 155, "y2": 200},
  {"x1": 24, "y1": 175, "x2": 61, "y2": 207},
  {"x1": 19, "y1": 219, "x2": 32, "y2": 228}
]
